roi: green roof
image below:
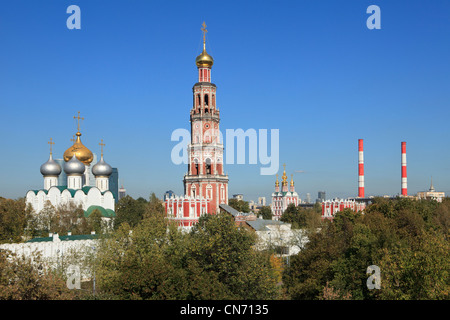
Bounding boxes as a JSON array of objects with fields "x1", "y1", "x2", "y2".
[
  {"x1": 28, "y1": 189, "x2": 48, "y2": 195},
  {"x1": 54, "y1": 186, "x2": 67, "y2": 192},
  {"x1": 84, "y1": 205, "x2": 116, "y2": 218},
  {"x1": 82, "y1": 186, "x2": 93, "y2": 194},
  {"x1": 30, "y1": 186, "x2": 98, "y2": 197},
  {"x1": 27, "y1": 234, "x2": 99, "y2": 243},
  {"x1": 66, "y1": 188, "x2": 77, "y2": 197}
]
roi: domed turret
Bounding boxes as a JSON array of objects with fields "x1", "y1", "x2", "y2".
[
  {"x1": 63, "y1": 132, "x2": 93, "y2": 165},
  {"x1": 92, "y1": 140, "x2": 113, "y2": 193},
  {"x1": 40, "y1": 153, "x2": 62, "y2": 176},
  {"x1": 64, "y1": 154, "x2": 85, "y2": 175},
  {"x1": 195, "y1": 22, "x2": 214, "y2": 68},
  {"x1": 196, "y1": 49, "x2": 214, "y2": 68},
  {"x1": 41, "y1": 138, "x2": 61, "y2": 190},
  {"x1": 92, "y1": 155, "x2": 113, "y2": 177}
]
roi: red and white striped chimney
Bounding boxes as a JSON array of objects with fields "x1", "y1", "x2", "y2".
[
  {"x1": 401, "y1": 141, "x2": 407, "y2": 196},
  {"x1": 358, "y1": 139, "x2": 365, "y2": 198}
]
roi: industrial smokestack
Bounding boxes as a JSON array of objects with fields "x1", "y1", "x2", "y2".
[
  {"x1": 358, "y1": 139, "x2": 365, "y2": 198},
  {"x1": 401, "y1": 141, "x2": 407, "y2": 196}
]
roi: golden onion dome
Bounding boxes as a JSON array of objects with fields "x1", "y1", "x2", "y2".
[
  {"x1": 281, "y1": 164, "x2": 288, "y2": 186},
  {"x1": 196, "y1": 48, "x2": 214, "y2": 68},
  {"x1": 63, "y1": 132, "x2": 93, "y2": 165}
]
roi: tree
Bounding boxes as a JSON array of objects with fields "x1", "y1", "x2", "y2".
[
  {"x1": 52, "y1": 202, "x2": 90, "y2": 235},
  {"x1": 228, "y1": 198, "x2": 250, "y2": 213},
  {"x1": 113, "y1": 195, "x2": 147, "y2": 229},
  {"x1": 0, "y1": 197, "x2": 32, "y2": 243},
  {"x1": 283, "y1": 198, "x2": 450, "y2": 300},
  {"x1": 281, "y1": 203, "x2": 322, "y2": 231},
  {"x1": 259, "y1": 206, "x2": 273, "y2": 220},
  {"x1": 0, "y1": 250, "x2": 74, "y2": 300},
  {"x1": 186, "y1": 213, "x2": 279, "y2": 299},
  {"x1": 145, "y1": 192, "x2": 165, "y2": 218},
  {"x1": 94, "y1": 212, "x2": 279, "y2": 299},
  {"x1": 88, "y1": 209, "x2": 103, "y2": 234}
]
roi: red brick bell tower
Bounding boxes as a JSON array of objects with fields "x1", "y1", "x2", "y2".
[{"x1": 183, "y1": 22, "x2": 229, "y2": 214}]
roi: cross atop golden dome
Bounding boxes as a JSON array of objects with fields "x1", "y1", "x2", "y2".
[
  {"x1": 63, "y1": 111, "x2": 93, "y2": 165},
  {"x1": 195, "y1": 22, "x2": 214, "y2": 68},
  {"x1": 275, "y1": 174, "x2": 279, "y2": 187}
]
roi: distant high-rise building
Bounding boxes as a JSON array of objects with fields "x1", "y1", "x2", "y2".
[
  {"x1": 119, "y1": 183, "x2": 127, "y2": 201},
  {"x1": 317, "y1": 191, "x2": 326, "y2": 202},
  {"x1": 258, "y1": 197, "x2": 266, "y2": 206},
  {"x1": 306, "y1": 193, "x2": 311, "y2": 204}
]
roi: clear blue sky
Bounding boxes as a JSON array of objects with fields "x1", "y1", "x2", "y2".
[{"x1": 1, "y1": 0, "x2": 449, "y2": 202}]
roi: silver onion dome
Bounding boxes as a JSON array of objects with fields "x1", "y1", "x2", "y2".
[
  {"x1": 92, "y1": 155, "x2": 113, "y2": 177},
  {"x1": 40, "y1": 154, "x2": 62, "y2": 176},
  {"x1": 64, "y1": 154, "x2": 85, "y2": 175}
]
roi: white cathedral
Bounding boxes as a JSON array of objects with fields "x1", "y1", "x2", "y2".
[{"x1": 26, "y1": 113, "x2": 116, "y2": 219}]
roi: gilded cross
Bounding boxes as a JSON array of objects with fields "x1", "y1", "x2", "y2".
[
  {"x1": 99, "y1": 139, "x2": 105, "y2": 157},
  {"x1": 201, "y1": 22, "x2": 208, "y2": 47},
  {"x1": 70, "y1": 135, "x2": 76, "y2": 143},
  {"x1": 73, "y1": 111, "x2": 84, "y2": 132},
  {"x1": 48, "y1": 138, "x2": 55, "y2": 155}
]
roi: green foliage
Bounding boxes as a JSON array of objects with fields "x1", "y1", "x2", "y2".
[
  {"x1": 26, "y1": 202, "x2": 95, "y2": 237},
  {"x1": 259, "y1": 206, "x2": 273, "y2": 220},
  {"x1": 228, "y1": 198, "x2": 250, "y2": 213},
  {"x1": 88, "y1": 209, "x2": 103, "y2": 234},
  {"x1": 0, "y1": 250, "x2": 74, "y2": 300},
  {"x1": 280, "y1": 203, "x2": 322, "y2": 230},
  {"x1": 283, "y1": 198, "x2": 450, "y2": 300},
  {"x1": 94, "y1": 211, "x2": 279, "y2": 299},
  {"x1": 113, "y1": 195, "x2": 147, "y2": 229},
  {"x1": 0, "y1": 197, "x2": 32, "y2": 243},
  {"x1": 114, "y1": 193, "x2": 164, "y2": 230}
]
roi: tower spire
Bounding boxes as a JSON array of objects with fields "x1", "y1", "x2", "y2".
[
  {"x1": 201, "y1": 21, "x2": 208, "y2": 51},
  {"x1": 429, "y1": 176, "x2": 435, "y2": 192},
  {"x1": 196, "y1": 22, "x2": 214, "y2": 70}
]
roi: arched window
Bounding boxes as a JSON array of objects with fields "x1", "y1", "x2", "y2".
[
  {"x1": 191, "y1": 185, "x2": 197, "y2": 198},
  {"x1": 204, "y1": 94, "x2": 209, "y2": 106},
  {"x1": 193, "y1": 159, "x2": 199, "y2": 175},
  {"x1": 197, "y1": 94, "x2": 201, "y2": 107},
  {"x1": 221, "y1": 185, "x2": 225, "y2": 201},
  {"x1": 205, "y1": 158, "x2": 212, "y2": 175},
  {"x1": 206, "y1": 185, "x2": 212, "y2": 199}
]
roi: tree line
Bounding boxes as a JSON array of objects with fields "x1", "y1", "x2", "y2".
[{"x1": 0, "y1": 194, "x2": 448, "y2": 299}]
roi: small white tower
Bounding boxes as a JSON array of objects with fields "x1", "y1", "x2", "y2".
[
  {"x1": 64, "y1": 155, "x2": 85, "y2": 189},
  {"x1": 40, "y1": 138, "x2": 62, "y2": 190},
  {"x1": 92, "y1": 139, "x2": 113, "y2": 193}
]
